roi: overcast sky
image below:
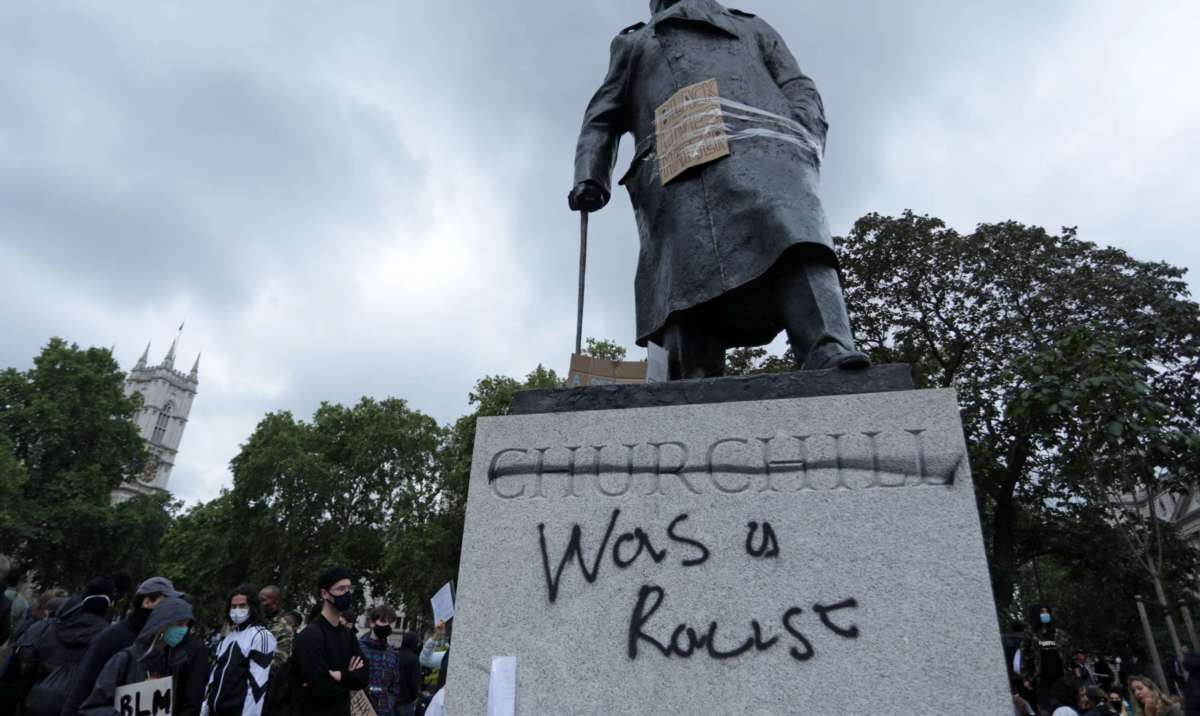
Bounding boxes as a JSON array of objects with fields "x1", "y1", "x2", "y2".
[{"x1": 3, "y1": 1, "x2": 1198, "y2": 505}]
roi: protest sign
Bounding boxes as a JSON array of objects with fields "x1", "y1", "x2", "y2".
[
  {"x1": 114, "y1": 676, "x2": 172, "y2": 716},
  {"x1": 350, "y1": 690, "x2": 376, "y2": 716},
  {"x1": 431, "y1": 582, "x2": 455, "y2": 624}
]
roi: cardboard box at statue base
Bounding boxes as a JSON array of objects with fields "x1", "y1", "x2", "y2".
[{"x1": 444, "y1": 371, "x2": 1012, "y2": 714}]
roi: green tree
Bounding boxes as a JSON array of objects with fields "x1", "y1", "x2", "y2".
[
  {"x1": 160, "y1": 492, "x2": 242, "y2": 626},
  {"x1": 164, "y1": 398, "x2": 444, "y2": 617},
  {"x1": 724, "y1": 346, "x2": 794, "y2": 376},
  {"x1": 583, "y1": 338, "x2": 627, "y2": 363},
  {"x1": 382, "y1": 365, "x2": 563, "y2": 623},
  {"x1": 834, "y1": 212, "x2": 1200, "y2": 614},
  {"x1": 1008, "y1": 505, "x2": 1198, "y2": 659},
  {"x1": 0, "y1": 339, "x2": 151, "y2": 590}
]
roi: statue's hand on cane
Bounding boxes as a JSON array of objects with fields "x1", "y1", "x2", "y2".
[{"x1": 568, "y1": 181, "x2": 608, "y2": 212}]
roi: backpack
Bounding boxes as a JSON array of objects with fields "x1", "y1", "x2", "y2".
[
  {"x1": 23, "y1": 625, "x2": 112, "y2": 716},
  {"x1": 21, "y1": 660, "x2": 79, "y2": 716}
]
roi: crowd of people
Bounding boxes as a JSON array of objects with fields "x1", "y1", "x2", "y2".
[
  {"x1": 0, "y1": 561, "x2": 452, "y2": 716},
  {"x1": 1011, "y1": 602, "x2": 1200, "y2": 716},
  {"x1": 11, "y1": 555, "x2": 1200, "y2": 715}
]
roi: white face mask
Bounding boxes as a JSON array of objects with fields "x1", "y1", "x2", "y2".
[{"x1": 230, "y1": 607, "x2": 251, "y2": 625}]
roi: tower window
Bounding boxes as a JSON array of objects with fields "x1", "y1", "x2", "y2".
[{"x1": 152, "y1": 402, "x2": 174, "y2": 443}]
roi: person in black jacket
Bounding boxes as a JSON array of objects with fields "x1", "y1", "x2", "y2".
[
  {"x1": 2, "y1": 593, "x2": 67, "y2": 716},
  {"x1": 395, "y1": 632, "x2": 422, "y2": 716},
  {"x1": 58, "y1": 576, "x2": 183, "y2": 716},
  {"x1": 289, "y1": 566, "x2": 368, "y2": 716},
  {"x1": 79, "y1": 596, "x2": 207, "y2": 716},
  {"x1": 21, "y1": 581, "x2": 111, "y2": 716},
  {"x1": 1182, "y1": 650, "x2": 1200, "y2": 716}
]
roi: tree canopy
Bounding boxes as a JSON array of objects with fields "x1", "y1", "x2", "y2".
[
  {"x1": 0, "y1": 338, "x2": 172, "y2": 591},
  {"x1": 837, "y1": 212, "x2": 1200, "y2": 616}
]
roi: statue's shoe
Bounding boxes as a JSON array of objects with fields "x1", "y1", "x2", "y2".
[
  {"x1": 807, "y1": 348, "x2": 872, "y2": 371},
  {"x1": 828, "y1": 350, "x2": 871, "y2": 370}
]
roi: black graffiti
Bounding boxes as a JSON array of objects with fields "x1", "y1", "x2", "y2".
[
  {"x1": 538, "y1": 509, "x2": 712, "y2": 602},
  {"x1": 612, "y1": 529, "x2": 667, "y2": 568},
  {"x1": 781, "y1": 608, "x2": 815, "y2": 661},
  {"x1": 745, "y1": 521, "x2": 780, "y2": 558},
  {"x1": 537, "y1": 508, "x2": 619, "y2": 603},
  {"x1": 627, "y1": 584, "x2": 861, "y2": 663},
  {"x1": 667, "y1": 514, "x2": 710, "y2": 566},
  {"x1": 814, "y1": 598, "x2": 861, "y2": 638}
]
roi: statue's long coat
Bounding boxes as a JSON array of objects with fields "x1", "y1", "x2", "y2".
[{"x1": 575, "y1": 0, "x2": 835, "y2": 348}]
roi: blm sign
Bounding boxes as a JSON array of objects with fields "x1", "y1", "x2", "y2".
[{"x1": 114, "y1": 676, "x2": 172, "y2": 716}]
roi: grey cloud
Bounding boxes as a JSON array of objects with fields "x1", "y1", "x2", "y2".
[{"x1": 2, "y1": 0, "x2": 1196, "y2": 506}]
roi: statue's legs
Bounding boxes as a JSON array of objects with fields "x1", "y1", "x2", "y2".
[
  {"x1": 661, "y1": 316, "x2": 725, "y2": 380},
  {"x1": 773, "y1": 255, "x2": 870, "y2": 370},
  {"x1": 658, "y1": 252, "x2": 869, "y2": 379}
]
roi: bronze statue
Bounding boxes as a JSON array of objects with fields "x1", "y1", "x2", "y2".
[{"x1": 570, "y1": 0, "x2": 869, "y2": 380}]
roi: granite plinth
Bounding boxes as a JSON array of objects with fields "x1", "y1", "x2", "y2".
[
  {"x1": 509, "y1": 364, "x2": 913, "y2": 415},
  {"x1": 446, "y1": 388, "x2": 1010, "y2": 714}
]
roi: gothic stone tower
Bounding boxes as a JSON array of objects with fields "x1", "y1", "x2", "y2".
[{"x1": 115, "y1": 335, "x2": 199, "y2": 502}]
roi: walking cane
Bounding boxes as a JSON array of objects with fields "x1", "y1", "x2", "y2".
[{"x1": 575, "y1": 211, "x2": 589, "y2": 356}]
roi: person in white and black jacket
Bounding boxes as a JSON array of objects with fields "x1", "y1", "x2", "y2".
[{"x1": 201, "y1": 585, "x2": 276, "y2": 716}]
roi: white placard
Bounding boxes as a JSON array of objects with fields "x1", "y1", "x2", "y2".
[
  {"x1": 425, "y1": 688, "x2": 445, "y2": 716},
  {"x1": 114, "y1": 676, "x2": 172, "y2": 716},
  {"x1": 486, "y1": 656, "x2": 517, "y2": 716},
  {"x1": 431, "y1": 582, "x2": 455, "y2": 624}
]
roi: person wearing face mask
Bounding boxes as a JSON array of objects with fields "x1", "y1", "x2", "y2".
[
  {"x1": 79, "y1": 596, "x2": 208, "y2": 716},
  {"x1": 1020, "y1": 602, "x2": 1074, "y2": 713},
  {"x1": 289, "y1": 566, "x2": 368, "y2": 716},
  {"x1": 201, "y1": 585, "x2": 276, "y2": 716},
  {"x1": 20, "y1": 579, "x2": 113, "y2": 716},
  {"x1": 358, "y1": 607, "x2": 401, "y2": 716},
  {"x1": 59, "y1": 576, "x2": 182, "y2": 716}
]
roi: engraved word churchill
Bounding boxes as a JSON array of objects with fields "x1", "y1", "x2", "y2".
[{"x1": 488, "y1": 427, "x2": 964, "y2": 500}]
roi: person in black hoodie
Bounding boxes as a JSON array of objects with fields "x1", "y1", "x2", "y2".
[
  {"x1": 394, "y1": 632, "x2": 422, "y2": 716},
  {"x1": 79, "y1": 596, "x2": 207, "y2": 716},
  {"x1": 20, "y1": 580, "x2": 112, "y2": 716},
  {"x1": 58, "y1": 576, "x2": 182, "y2": 716}
]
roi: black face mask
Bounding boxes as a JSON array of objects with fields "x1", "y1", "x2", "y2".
[
  {"x1": 327, "y1": 591, "x2": 353, "y2": 613},
  {"x1": 373, "y1": 625, "x2": 392, "y2": 640}
]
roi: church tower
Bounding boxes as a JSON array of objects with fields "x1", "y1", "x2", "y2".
[{"x1": 115, "y1": 328, "x2": 200, "y2": 502}]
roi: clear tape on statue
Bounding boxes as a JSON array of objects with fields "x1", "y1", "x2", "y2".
[{"x1": 631, "y1": 97, "x2": 823, "y2": 185}]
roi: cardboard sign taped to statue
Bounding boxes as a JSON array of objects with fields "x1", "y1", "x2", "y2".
[
  {"x1": 655, "y1": 78, "x2": 730, "y2": 184},
  {"x1": 114, "y1": 676, "x2": 172, "y2": 716}
]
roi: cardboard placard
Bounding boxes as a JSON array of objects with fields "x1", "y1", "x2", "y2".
[
  {"x1": 114, "y1": 676, "x2": 172, "y2": 716},
  {"x1": 566, "y1": 354, "x2": 648, "y2": 387},
  {"x1": 350, "y1": 690, "x2": 377, "y2": 716},
  {"x1": 655, "y1": 78, "x2": 730, "y2": 185}
]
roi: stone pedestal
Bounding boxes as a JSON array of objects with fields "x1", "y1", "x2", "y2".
[{"x1": 445, "y1": 372, "x2": 1011, "y2": 714}]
